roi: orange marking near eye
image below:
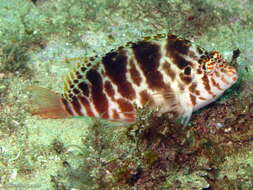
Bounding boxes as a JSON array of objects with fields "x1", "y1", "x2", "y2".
[{"x1": 232, "y1": 76, "x2": 237, "y2": 81}]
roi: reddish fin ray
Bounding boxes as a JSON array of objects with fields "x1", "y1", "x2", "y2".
[{"x1": 27, "y1": 86, "x2": 70, "y2": 119}]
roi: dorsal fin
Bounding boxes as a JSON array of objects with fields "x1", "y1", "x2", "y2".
[{"x1": 62, "y1": 55, "x2": 101, "y2": 100}]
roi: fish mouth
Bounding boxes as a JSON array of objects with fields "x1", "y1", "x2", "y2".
[{"x1": 225, "y1": 66, "x2": 238, "y2": 82}]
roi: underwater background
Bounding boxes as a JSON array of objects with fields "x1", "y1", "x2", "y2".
[{"x1": 0, "y1": 0, "x2": 252, "y2": 189}]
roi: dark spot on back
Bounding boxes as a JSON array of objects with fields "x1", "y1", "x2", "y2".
[
  {"x1": 102, "y1": 50, "x2": 136, "y2": 100},
  {"x1": 86, "y1": 69, "x2": 109, "y2": 118},
  {"x1": 132, "y1": 41, "x2": 165, "y2": 90}
]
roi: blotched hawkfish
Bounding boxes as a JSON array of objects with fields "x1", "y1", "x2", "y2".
[{"x1": 30, "y1": 34, "x2": 238, "y2": 125}]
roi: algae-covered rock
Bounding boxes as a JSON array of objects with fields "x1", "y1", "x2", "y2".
[{"x1": 0, "y1": 0, "x2": 252, "y2": 189}]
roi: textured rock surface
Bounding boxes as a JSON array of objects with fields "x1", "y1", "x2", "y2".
[{"x1": 0, "y1": 0, "x2": 252, "y2": 189}]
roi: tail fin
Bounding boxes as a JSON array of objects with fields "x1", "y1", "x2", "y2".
[{"x1": 27, "y1": 86, "x2": 70, "y2": 119}]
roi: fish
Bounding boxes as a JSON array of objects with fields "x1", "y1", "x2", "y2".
[{"x1": 29, "y1": 34, "x2": 238, "y2": 125}]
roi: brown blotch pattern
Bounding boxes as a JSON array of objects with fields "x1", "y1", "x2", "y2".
[
  {"x1": 129, "y1": 58, "x2": 142, "y2": 86},
  {"x1": 71, "y1": 96, "x2": 83, "y2": 116},
  {"x1": 202, "y1": 74, "x2": 215, "y2": 97},
  {"x1": 189, "y1": 83, "x2": 200, "y2": 96},
  {"x1": 116, "y1": 98, "x2": 135, "y2": 120},
  {"x1": 211, "y1": 78, "x2": 222, "y2": 90},
  {"x1": 61, "y1": 98, "x2": 74, "y2": 115},
  {"x1": 197, "y1": 68, "x2": 203, "y2": 74},
  {"x1": 166, "y1": 34, "x2": 192, "y2": 69},
  {"x1": 112, "y1": 109, "x2": 120, "y2": 120},
  {"x1": 132, "y1": 41, "x2": 166, "y2": 90},
  {"x1": 104, "y1": 80, "x2": 115, "y2": 98},
  {"x1": 190, "y1": 94, "x2": 196, "y2": 106},
  {"x1": 78, "y1": 82, "x2": 89, "y2": 97},
  {"x1": 102, "y1": 50, "x2": 136, "y2": 100},
  {"x1": 179, "y1": 73, "x2": 192, "y2": 84},
  {"x1": 116, "y1": 98, "x2": 134, "y2": 112},
  {"x1": 169, "y1": 53, "x2": 192, "y2": 70},
  {"x1": 140, "y1": 90, "x2": 154, "y2": 106},
  {"x1": 162, "y1": 62, "x2": 176, "y2": 81},
  {"x1": 86, "y1": 69, "x2": 109, "y2": 118},
  {"x1": 198, "y1": 96, "x2": 207, "y2": 101},
  {"x1": 167, "y1": 34, "x2": 190, "y2": 55},
  {"x1": 79, "y1": 95, "x2": 95, "y2": 117}
]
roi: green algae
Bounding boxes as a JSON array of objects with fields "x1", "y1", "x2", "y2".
[{"x1": 0, "y1": 0, "x2": 252, "y2": 189}]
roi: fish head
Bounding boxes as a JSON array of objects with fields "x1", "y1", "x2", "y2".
[
  {"x1": 200, "y1": 51, "x2": 238, "y2": 90},
  {"x1": 191, "y1": 50, "x2": 238, "y2": 111}
]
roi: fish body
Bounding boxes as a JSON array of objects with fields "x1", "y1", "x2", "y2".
[{"x1": 31, "y1": 34, "x2": 238, "y2": 125}]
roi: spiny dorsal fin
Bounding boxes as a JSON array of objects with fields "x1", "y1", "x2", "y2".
[{"x1": 62, "y1": 55, "x2": 102, "y2": 99}]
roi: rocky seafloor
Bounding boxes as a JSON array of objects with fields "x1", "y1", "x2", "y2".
[{"x1": 0, "y1": 0, "x2": 252, "y2": 189}]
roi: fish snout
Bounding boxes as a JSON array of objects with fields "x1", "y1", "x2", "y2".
[{"x1": 226, "y1": 66, "x2": 238, "y2": 82}]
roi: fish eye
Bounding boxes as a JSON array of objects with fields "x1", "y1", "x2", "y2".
[{"x1": 202, "y1": 59, "x2": 215, "y2": 73}]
